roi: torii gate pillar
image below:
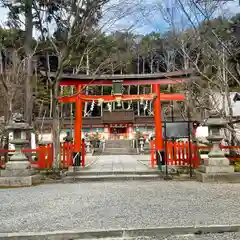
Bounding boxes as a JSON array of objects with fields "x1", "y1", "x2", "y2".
[
  {"x1": 152, "y1": 84, "x2": 165, "y2": 168},
  {"x1": 73, "y1": 85, "x2": 83, "y2": 166}
]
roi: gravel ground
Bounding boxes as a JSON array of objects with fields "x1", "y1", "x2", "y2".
[
  {"x1": 133, "y1": 233, "x2": 240, "y2": 239},
  {"x1": 80, "y1": 233, "x2": 240, "y2": 240},
  {"x1": 163, "y1": 232, "x2": 240, "y2": 239},
  {"x1": 0, "y1": 181, "x2": 240, "y2": 233}
]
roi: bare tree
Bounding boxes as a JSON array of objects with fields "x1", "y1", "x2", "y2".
[
  {"x1": 160, "y1": 0, "x2": 240, "y2": 145},
  {"x1": 33, "y1": 0, "x2": 137, "y2": 168},
  {"x1": 0, "y1": 49, "x2": 27, "y2": 125}
]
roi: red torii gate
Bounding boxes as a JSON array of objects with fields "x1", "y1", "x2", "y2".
[{"x1": 54, "y1": 70, "x2": 192, "y2": 166}]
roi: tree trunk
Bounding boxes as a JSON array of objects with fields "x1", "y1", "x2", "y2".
[
  {"x1": 137, "y1": 85, "x2": 140, "y2": 116},
  {"x1": 222, "y1": 48, "x2": 237, "y2": 146},
  {"x1": 47, "y1": 54, "x2": 53, "y2": 118},
  {"x1": 4, "y1": 96, "x2": 13, "y2": 125},
  {"x1": 49, "y1": 88, "x2": 53, "y2": 118},
  {"x1": 137, "y1": 51, "x2": 140, "y2": 116},
  {"x1": 84, "y1": 52, "x2": 89, "y2": 117},
  {"x1": 70, "y1": 86, "x2": 74, "y2": 137},
  {"x1": 149, "y1": 56, "x2": 153, "y2": 115},
  {"x1": 101, "y1": 85, "x2": 103, "y2": 116},
  {"x1": 60, "y1": 86, "x2": 64, "y2": 117},
  {"x1": 52, "y1": 82, "x2": 60, "y2": 169},
  {"x1": 150, "y1": 85, "x2": 152, "y2": 115},
  {"x1": 24, "y1": 0, "x2": 33, "y2": 125},
  {"x1": 150, "y1": 53, "x2": 153, "y2": 74},
  {"x1": 142, "y1": 57, "x2": 145, "y2": 74}
]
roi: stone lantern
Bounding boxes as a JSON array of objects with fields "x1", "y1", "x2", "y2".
[
  {"x1": 196, "y1": 113, "x2": 238, "y2": 182},
  {"x1": 0, "y1": 114, "x2": 41, "y2": 187},
  {"x1": 85, "y1": 137, "x2": 92, "y2": 153}
]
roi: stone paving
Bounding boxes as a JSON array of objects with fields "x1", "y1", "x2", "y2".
[
  {"x1": 85, "y1": 155, "x2": 99, "y2": 167},
  {"x1": 0, "y1": 181, "x2": 240, "y2": 233},
  {"x1": 87, "y1": 155, "x2": 150, "y2": 172},
  {"x1": 133, "y1": 155, "x2": 151, "y2": 167}
]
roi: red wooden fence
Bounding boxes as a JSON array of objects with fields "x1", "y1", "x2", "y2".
[
  {"x1": 2, "y1": 140, "x2": 239, "y2": 170},
  {"x1": 0, "y1": 141, "x2": 85, "y2": 169},
  {"x1": 166, "y1": 141, "x2": 199, "y2": 167},
  {"x1": 150, "y1": 141, "x2": 199, "y2": 168},
  {"x1": 150, "y1": 140, "x2": 240, "y2": 168}
]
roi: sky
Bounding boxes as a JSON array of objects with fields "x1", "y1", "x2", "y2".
[
  {"x1": 0, "y1": 0, "x2": 240, "y2": 36},
  {"x1": 102, "y1": 0, "x2": 240, "y2": 34}
]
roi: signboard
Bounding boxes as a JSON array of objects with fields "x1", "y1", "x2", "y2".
[
  {"x1": 112, "y1": 80, "x2": 123, "y2": 95},
  {"x1": 109, "y1": 124, "x2": 127, "y2": 128},
  {"x1": 164, "y1": 122, "x2": 192, "y2": 139}
]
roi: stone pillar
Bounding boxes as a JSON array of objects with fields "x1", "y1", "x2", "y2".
[
  {"x1": 86, "y1": 139, "x2": 91, "y2": 153},
  {"x1": 104, "y1": 125, "x2": 109, "y2": 140},
  {"x1": 0, "y1": 117, "x2": 41, "y2": 187}
]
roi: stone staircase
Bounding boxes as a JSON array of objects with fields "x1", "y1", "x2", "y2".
[
  {"x1": 64, "y1": 169, "x2": 162, "y2": 182},
  {"x1": 105, "y1": 139, "x2": 131, "y2": 148},
  {"x1": 94, "y1": 140, "x2": 137, "y2": 155}
]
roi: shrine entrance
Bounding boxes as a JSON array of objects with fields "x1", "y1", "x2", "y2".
[
  {"x1": 109, "y1": 124, "x2": 128, "y2": 140},
  {"x1": 55, "y1": 70, "x2": 192, "y2": 167}
]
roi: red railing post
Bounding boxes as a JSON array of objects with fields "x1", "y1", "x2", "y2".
[
  {"x1": 62, "y1": 143, "x2": 65, "y2": 168},
  {"x1": 48, "y1": 144, "x2": 53, "y2": 168},
  {"x1": 65, "y1": 142, "x2": 73, "y2": 168},
  {"x1": 37, "y1": 145, "x2": 45, "y2": 168},
  {"x1": 69, "y1": 142, "x2": 73, "y2": 167},
  {"x1": 65, "y1": 142, "x2": 69, "y2": 168},
  {"x1": 168, "y1": 141, "x2": 173, "y2": 165},
  {"x1": 185, "y1": 141, "x2": 189, "y2": 166},
  {"x1": 70, "y1": 143, "x2": 74, "y2": 167}
]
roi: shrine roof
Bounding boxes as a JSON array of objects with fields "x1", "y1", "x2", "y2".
[{"x1": 40, "y1": 69, "x2": 194, "y2": 86}]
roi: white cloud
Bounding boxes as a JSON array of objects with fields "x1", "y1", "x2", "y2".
[
  {"x1": 101, "y1": 0, "x2": 169, "y2": 34},
  {"x1": 224, "y1": 0, "x2": 240, "y2": 15},
  {"x1": 0, "y1": 7, "x2": 8, "y2": 26}
]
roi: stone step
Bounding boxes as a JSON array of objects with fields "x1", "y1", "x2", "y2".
[
  {"x1": 94, "y1": 152, "x2": 137, "y2": 156},
  {"x1": 100, "y1": 149, "x2": 137, "y2": 156},
  {"x1": 105, "y1": 144, "x2": 131, "y2": 149},
  {"x1": 66, "y1": 170, "x2": 161, "y2": 176},
  {"x1": 105, "y1": 140, "x2": 131, "y2": 148},
  {"x1": 104, "y1": 147, "x2": 134, "y2": 152},
  {"x1": 63, "y1": 174, "x2": 161, "y2": 182},
  {"x1": 98, "y1": 147, "x2": 138, "y2": 156},
  {"x1": 100, "y1": 152, "x2": 137, "y2": 156}
]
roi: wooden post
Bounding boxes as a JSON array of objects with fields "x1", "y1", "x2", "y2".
[
  {"x1": 152, "y1": 84, "x2": 164, "y2": 168},
  {"x1": 73, "y1": 85, "x2": 83, "y2": 166}
]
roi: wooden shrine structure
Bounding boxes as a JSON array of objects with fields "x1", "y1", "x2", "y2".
[{"x1": 46, "y1": 70, "x2": 193, "y2": 164}]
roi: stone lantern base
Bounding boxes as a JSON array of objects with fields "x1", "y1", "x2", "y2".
[
  {"x1": 0, "y1": 161, "x2": 42, "y2": 187},
  {"x1": 195, "y1": 136, "x2": 240, "y2": 183},
  {"x1": 0, "y1": 174, "x2": 42, "y2": 187},
  {"x1": 195, "y1": 170, "x2": 240, "y2": 183},
  {"x1": 0, "y1": 150, "x2": 42, "y2": 187},
  {"x1": 0, "y1": 115, "x2": 42, "y2": 187}
]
